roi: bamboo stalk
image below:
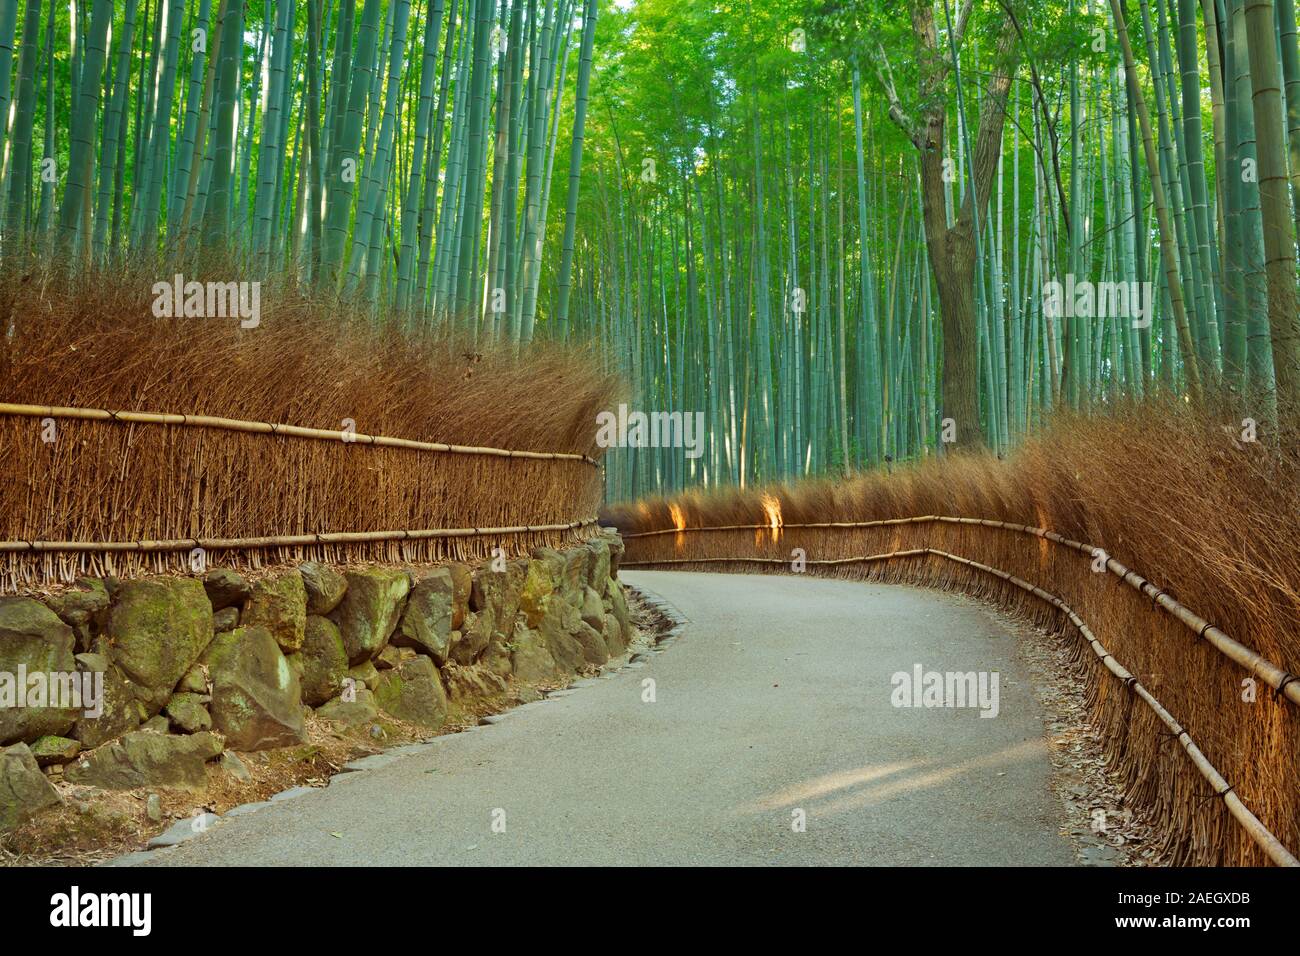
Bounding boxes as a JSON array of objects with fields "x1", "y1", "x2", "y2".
[
  {"x1": 622, "y1": 544, "x2": 1299, "y2": 867},
  {"x1": 0, "y1": 402, "x2": 599, "y2": 465}
]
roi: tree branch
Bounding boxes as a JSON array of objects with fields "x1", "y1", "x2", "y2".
[{"x1": 873, "y1": 46, "x2": 924, "y2": 148}]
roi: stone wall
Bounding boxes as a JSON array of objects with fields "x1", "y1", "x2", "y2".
[{"x1": 0, "y1": 531, "x2": 632, "y2": 830}]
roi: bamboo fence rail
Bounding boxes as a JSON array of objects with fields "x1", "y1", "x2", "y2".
[
  {"x1": 623, "y1": 516, "x2": 1300, "y2": 709},
  {"x1": 0, "y1": 402, "x2": 600, "y2": 465},
  {"x1": 622, "y1": 545, "x2": 1300, "y2": 867},
  {"x1": 0, "y1": 518, "x2": 600, "y2": 554},
  {"x1": 1, "y1": 402, "x2": 605, "y2": 587}
]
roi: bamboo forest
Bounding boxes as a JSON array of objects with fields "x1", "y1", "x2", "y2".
[{"x1": 0, "y1": 0, "x2": 1297, "y2": 500}]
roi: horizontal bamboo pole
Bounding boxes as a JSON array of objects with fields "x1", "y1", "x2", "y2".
[
  {"x1": 0, "y1": 402, "x2": 600, "y2": 466},
  {"x1": 623, "y1": 547, "x2": 1300, "y2": 867},
  {"x1": 625, "y1": 515, "x2": 1300, "y2": 709},
  {"x1": 0, "y1": 518, "x2": 600, "y2": 554}
]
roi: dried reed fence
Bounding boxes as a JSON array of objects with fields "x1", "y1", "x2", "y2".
[
  {"x1": 0, "y1": 264, "x2": 621, "y2": 589},
  {"x1": 606, "y1": 403, "x2": 1300, "y2": 866}
]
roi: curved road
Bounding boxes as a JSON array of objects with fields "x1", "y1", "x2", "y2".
[{"x1": 125, "y1": 571, "x2": 1076, "y2": 866}]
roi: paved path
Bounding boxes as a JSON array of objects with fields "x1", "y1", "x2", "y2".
[{"x1": 126, "y1": 571, "x2": 1075, "y2": 866}]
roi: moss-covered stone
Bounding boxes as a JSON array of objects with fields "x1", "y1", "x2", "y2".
[
  {"x1": 203, "y1": 626, "x2": 306, "y2": 750},
  {"x1": 510, "y1": 623, "x2": 561, "y2": 682},
  {"x1": 372, "y1": 656, "x2": 447, "y2": 729},
  {"x1": 606, "y1": 581, "x2": 633, "y2": 647},
  {"x1": 0, "y1": 597, "x2": 79, "y2": 745},
  {"x1": 299, "y1": 562, "x2": 348, "y2": 615},
  {"x1": 298, "y1": 615, "x2": 348, "y2": 707},
  {"x1": 606, "y1": 533, "x2": 625, "y2": 578},
  {"x1": 375, "y1": 644, "x2": 417, "y2": 669},
  {"x1": 391, "y1": 568, "x2": 455, "y2": 664},
  {"x1": 73, "y1": 654, "x2": 140, "y2": 748},
  {"x1": 0, "y1": 743, "x2": 61, "y2": 830},
  {"x1": 517, "y1": 557, "x2": 561, "y2": 629},
  {"x1": 315, "y1": 687, "x2": 379, "y2": 728},
  {"x1": 347, "y1": 660, "x2": 380, "y2": 691},
  {"x1": 571, "y1": 622, "x2": 609, "y2": 667},
  {"x1": 203, "y1": 568, "x2": 251, "y2": 610},
  {"x1": 176, "y1": 663, "x2": 208, "y2": 695},
  {"x1": 63, "y1": 730, "x2": 223, "y2": 791},
  {"x1": 29, "y1": 734, "x2": 80, "y2": 765},
  {"x1": 603, "y1": 613, "x2": 627, "y2": 656},
  {"x1": 537, "y1": 601, "x2": 588, "y2": 674},
  {"x1": 481, "y1": 630, "x2": 513, "y2": 679},
  {"x1": 45, "y1": 579, "x2": 110, "y2": 629},
  {"x1": 447, "y1": 563, "x2": 472, "y2": 629},
  {"x1": 241, "y1": 572, "x2": 307, "y2": 652},
  {"x1": 107, "y1": 578, "x2": 214, "y2": 715},
  {"x1": 471, "y1": 558, "x2": 528, "y2": 635},
  {"x1": 452, "y1": 611, "x2": 496, "y2": 665},
  {"x1": 333, "y1": 569, "x2": 410, "y2": 664},
  {"x1": 212, "y1": 606, "x2": 239, "y2": 633},
  {"x1": 164, "y1": 692, "x2": 212, "y2": 733},
  {"x1": 561, "y1": 548, "x2": 588, "y2": 604},
  {"x1": 584, "y1": 539, "x2": 612, "y2": 595},
  {"x1": 443, "y1": 663, "x2": 508, "y2": 707},
  {"x1": 581, "y1": 587, "x2": 606, "y2": 632}
]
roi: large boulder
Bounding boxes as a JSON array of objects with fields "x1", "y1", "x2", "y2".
[
  {"x1": 391, "y1": 568, "x2": 455, "y2": 664},
  {"x1": 299, "y1": 562, "x2": 348, "y2": 615},
  {"x1": 107, "y1": 578, "x2": 213, "y2": 715},
  {"x1": 241, "y1": 572, "x2": 307, "y2": 653},
  {"x1": 0, "y1": 597, "x2": 79, "y2": 744},
  {"x1": 63, "y1": 730, "x2": 222, "y2": 791},
  {"x1": 203, "y1": 627, "x2": 306, "y2": 750},
  {"x1": 372, "y1": 656, "x2": 447, "y2": 729},
  {"x1": 298, "y1": 616, "x2": 348, "y2": 707},
  {"x1": 333, "y1": 569, "x2": 410, "y2": 664},
  {"x1": 0, "y1": 743, "x2": 61, "y2": 829},
  {"x1": 72, "y1": 653, "x2": 140, "y2": 748}
]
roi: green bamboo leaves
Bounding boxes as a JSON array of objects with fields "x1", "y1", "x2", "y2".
[
  {"x1": 0, "y1": 0, "x2": 599, "y2": 343},
  {"x1": 1, "y1": 0, "x2": 1298, "y2": 483}
]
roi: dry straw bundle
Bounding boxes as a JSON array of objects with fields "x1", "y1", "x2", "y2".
[
  {"x1": 0, "y1": 264, "x2": 621, "y2": 588},
  {"x1": 608, "y1": 402, "x2": 1300, "y2": 866}
]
